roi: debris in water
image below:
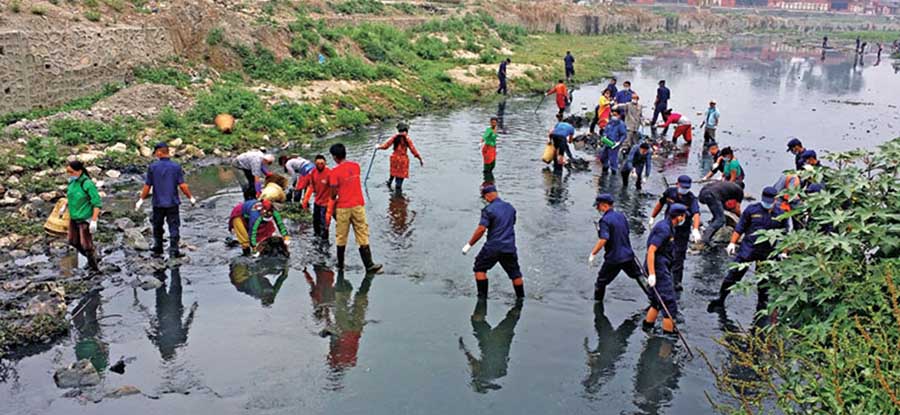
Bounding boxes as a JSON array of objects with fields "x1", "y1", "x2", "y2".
[
  {"x1": 54, "y1": 359, "x2": 101, "y2": 388},
  {"x1": 826, "y1": 99, "x2": 874, "y2": 106},
  {"x1": 109, "y1": 359, "x2": 126, "y2": 374},
  {"x1": 105, "y1": 385, "x2": 141, "y2": 399}
]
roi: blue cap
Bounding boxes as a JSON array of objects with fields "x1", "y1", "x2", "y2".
[
  {"x1": 806, "y1": 183, "x2": 824, "y2": 193},
  {"x1": 594, "y1": 193, "x2": 614, "y2": 206},
  {"x1": 677, "y1": 175, "x2": 692, "y2": 188},
  {"x1": 786, "y1": 137, "x2": 802, "y2": 152},
  {"x1": 799, "y1": 149, "x2": 817, "y2": 160},
  {"x1": 299, "y1": 163, "x2": 315, "y2": 176},
  {"x1": 480, "y1": 184, "x2": 497, "y2": 196},
  {"x1": 761, "y1": 186, "x2": 778, "y2": 204},
  {"x1": 668, "y1": 203, "x2": 688, "y2": 217},
  {"x1": 154, "y1": 142, "x2": 169, "y2": 150}
]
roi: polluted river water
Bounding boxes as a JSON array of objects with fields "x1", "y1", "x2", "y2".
[{"x1": 2, "y1": 38, "x2": 899, "y2": 414}]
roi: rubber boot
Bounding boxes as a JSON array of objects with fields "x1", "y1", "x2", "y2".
[
  {"x1": 359, "y1": 245, "x2": 383, "y2": 274},
  {"x1": 707, "y1": 280, "x2": 733, "y2": 312},
  {"x1": 169, "y1": 237, "x2": 186, "y2": 258},
  {"x1": 594, "y1": 286, "x2": 606, "y2": 302},
  {"x1": 643, "y1": 307, "x2": 659, "y2": 330},
  {"x1": 242, "y1": 247, "x2": 251, "y2": 257},
  {"x1": 476, "y1": 279, "x2": 488, "y2": 299},
  {"x1": 86, "y1": 252, "x2": 101, "y2": 273},
  {"x1": 513, "y1": 282, "x2": 524, "y2": 299},
  {"x1": 151, "y1": 236, "x2": 164, "y2": 258},
  {"x1": 336, "y1": 245, "x2": 346, "y2": 270},
  {"x1": 662, "y1": 318, "x2": 676, "y2": 334},
  {"x1": 386, "y1": 176, "x2": 394, "y2": 189}
]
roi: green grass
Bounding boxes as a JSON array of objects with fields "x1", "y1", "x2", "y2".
[
  {"x1": 133, "y1": 65, "x2": 192, "y2": 88},
  {"x1": 512, "y1": 34, "x2": 639, "y2": 91},
  {"x1": 0, "y1": 83, "x2": 122, "y2": 127},
  {"x1": 831, "y1": 30, "x2": 900, "y2": 43}
]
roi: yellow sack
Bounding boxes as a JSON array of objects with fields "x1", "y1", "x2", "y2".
[
  {"x1": 259, "y1": 182, "x2": 286, "y2": 203},
  {"x1": 44, "y1": 198, "x2": 70, "y2": 236},
  {"x1": 541, "y1": 143, "x2": 555, "y2": 164}
]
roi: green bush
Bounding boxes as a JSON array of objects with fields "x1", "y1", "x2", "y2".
[
  {"x1": 133, "y1": 65, "x2": 192, "y2": 88},
  {"x1": 189, "y1": 84, "x2": 264, "y2": 123},
  {"x1": 84, "y1": 10, "x2": 101, "y2": 22},
  {"x1": 334, "y1": 109, "x2": 369, "y2": 130},
  {"x1": 0, "y1": 84, "x2": 122, "y2": 127},
  {"x1": 331, "y1": 0, "x2": 385, "y2": 15},
  {"x1": 414, "y1": 36, "x2": 448, "y2": 60},
  {"x1": 236, "y1": 43, "x2": 399, "y2": 84},
  {"x1": 206, "y1": 28, "x2": 224, "y2": 46},
  {"x1": 48, "y1": 118, "x2": 138, "y2": 146},
  {"x1": 708, "y1": 138, "x2": 900, "y2": 414},
  {"x1": 158, "y1": 106, "x2": 185, "y2": 129},
  {"x1": 21, "y1": 137, "x2": 62, "y2": 169}
]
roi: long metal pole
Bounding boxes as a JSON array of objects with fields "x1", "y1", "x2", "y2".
[{"x1": 632, "y1": 257, "x2": 694, "y2": 359}]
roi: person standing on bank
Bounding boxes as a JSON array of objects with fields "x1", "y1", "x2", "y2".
[
  {"x1": 377, "y1": 123, "x2": 423, "y2": 193},
  {"x1": 497, "y1": 58, "x2": 510, "y2": 95},
  {"x1": 646, "y1": 175, "x2": 702, "y2": 291},
  {"x1": 564, "y1": 51, "x2": 575, "y2": 83},
  {"x1": 462, "y1": 185, "x2": 524, "y2": 299},
  {"x1": 588, "y1": 193, "x2": 644, "y2": 303},
  {"x1": 136, "y1": 142, "x2": 197, "y2": 259},
  {"x1": 700, "y1": 100, "x2": 720, "y2": 144},
  {"x1": 66, "y1": 160, "x2": 103, "y2": 272},
  {"x1": 329, "y1": 143, "x2": 383, "y2": 274}
]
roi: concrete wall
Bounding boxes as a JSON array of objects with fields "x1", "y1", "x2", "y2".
[{"x1": 0, "y1": 26, "x2": 173, "y2": 116}]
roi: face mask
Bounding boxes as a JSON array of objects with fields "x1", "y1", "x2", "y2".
[
  {"x1": 263, "y1": 215, "x2": 274, "y2": 222},
  {"x1": 68, "y1": 176, "x2": 77, "y2": 183},
  {"x1": 676, "y1": 217, "x2": 686, "y2": 227},
  {"x1": 761, "y1": 201, "x2": 774, "y2": 210},
  {"x1": 725, "y1": 157, "x2": 733, "y2": 162},
  {"x1": 677, "y1": 187, "x2": 689, "y2": 195}
]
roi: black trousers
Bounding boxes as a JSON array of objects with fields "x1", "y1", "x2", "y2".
[
  {"x1": 239, "y1": 168, "x2": 256, "y2": 201},
  {"x1": 313, "y1": 204, "x2": 328, "y2": 238},
  {"x1": 151, "y1": 206, "x2": 181, "y2": 250},
  {"x1": 595, "y1": 257, "x2": 644, "y2": 290}
]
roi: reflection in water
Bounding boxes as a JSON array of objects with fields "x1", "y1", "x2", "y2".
[
  {"x1": 542, "y1": 168, "x2": 570, "y2": 208},
  {"x1": 458, "y1": 299, "x2": 522, "y2": 393},
  {"x1": 229, "y1": 258, "x2": 290, "y2": 307},
  {"x1": 303, "y1": 265, "x2": 335, "y2": 325},
  {"x1": 72, "y1": 291, "x2": 109, "y2": 372},
  {"x1": 149, "y1": 267, "x2": 198, "y2": 361},
  {"x1": 327, "y1": 272, "x2": 376, "y2": 388},
  {"x1": 583, "y1": 303, "x2": 639, "y2": 396},
  {"x1": 496, "y1": 99, "x2": 508, "y2": 134},
  {"x1": 386, "y1": 194, "x2": 416, "y2": 250},
  {"x1": 633, "y1": 336, "x2": 682, "y2": 415}
]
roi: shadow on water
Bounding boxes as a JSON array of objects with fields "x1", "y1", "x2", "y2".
[
  {"x1": 326, "y1": 272, "x2": 376, "y2": 391},
  {"x1": 148, "y1": 267, "x2": 198, "y2": 361},
  {"x1": 634, "y1": 336, "x2": 683, "y2": 415},
  {"x1": 228, "y1": 258, "x2": 290, "y2": 307},
  {"x1": 583, "y1": 303, "x2": 641, "y2": 397},
  {"x1": 458, "y1": 299, "x2": 522, "y2": 394}
]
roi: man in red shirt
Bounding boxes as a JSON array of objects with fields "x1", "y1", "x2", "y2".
[
  {"x1": 329, "y1": 143, "x2": 383, "y2": 274},
  {"x1": 298, "y1": 154, "x2": 333, "y2": 239},
  {"x1": 547, "y1": 79, "x2": 568, "y2": 117}
]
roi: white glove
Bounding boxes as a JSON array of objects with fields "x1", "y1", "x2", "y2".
[
  {"x1": 589, "y1": 254, "x2": 596, "y2": 267},
  {"x1": 461, "y1": 243, "x2": 472, "y2": 255},
  {"x1": 89, "y1": 220, "x2": 98, "y2": 234},
  {"x1": 711, "y1": 162, "x2": 720, "y2": 171},
  {"x1": 777, "y1": 252, "x2": 788, "y2": 260},
  {"x1": 647, "y1": 216, "x2": 656, "y2": 229},
  {"x1": 726, "y1": 243, "x2": 737, "y2": 256},
  {"x1": 284, "y1": 238, "x2": 291, "y2": 247},
  {"x1": 375, "y1": 145, "x2": 381, "y2": 151},
  {"x1": 631, "y1": 170, "x2": 638, "y2": 178},
  {"x1": 647, "y1": 273, "x2": 656, "y2": 287},
  {"x1": 252, "y1": 251, "x2": 260, "y2": 258},
  {"x1": 189, "y1": 197, "x2": 197, "y2": 206},
  {"x1": 691, "y1": 228, "x2": 702, "y2": 243},
  {"x1": 135, "y1": 198, "x2": 144, "y2": 211},
  {"x1": 803, "y1": 164, "x2": 814, "y2": 172}
]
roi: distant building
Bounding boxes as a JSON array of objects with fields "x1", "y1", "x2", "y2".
[{"x1": 768, "y1": 0, "x2": 831, "y2": 11}]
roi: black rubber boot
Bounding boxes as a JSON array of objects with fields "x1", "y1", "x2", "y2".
[
  {"x1": 151, "y1": 236, "x2": 164, "y2": 258},
  {"x1": 359, "y1": 245, "x2": 383, "y2": 274},
  {"x1": 336, "y1": 246, "x2": 346, "y2": 270},
  {"x1": 707, "y1": 298, "x2": 725, "y2": 313},
  {"x1": 594, "y1": 286, "x2": 606, "y2": 302},
  {"x1": 476, "y1": 279, "x2": 488, "y2": 299},
  {"x1": 169, "y1": 237, "x2": 185, "y2": 258},
  {"x1": 513, "y1": 283, "x2": 524, "y2": 299},
  {"x1": 620, "y1": 169, "x2": 629, "y2": 187},
  {"x1": 87, "y1": 252, "x2": 101, "y2": 273},
  {"x1": 242, "y1": 247, "x2": 251, "y2": 256}
]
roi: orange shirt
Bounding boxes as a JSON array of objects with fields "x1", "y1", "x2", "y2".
[
  {"x1": 298, "y1": 167, "x2": 332, "y2": 206},
  {"x1": 549, "y1": 83, "x2": 568, "y2": 108},
  {"x1": 329, "y1": 160, "x2": 365, "y2": 209}
]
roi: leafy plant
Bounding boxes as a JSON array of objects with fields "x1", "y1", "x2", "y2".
[
  {"x1": 206, "y1": 28, "x2": 224, "y2": 46},
  {"x1": 132, "y1": 65, "x2": 192, "y2": 88},
  {"x1": 48, "y1": 117, "x2": 138, "y2": 146},
  {"x1": 84, "y1": 10, "x2": 101, "y2": 22},
  {"x1": 21, "y1": 137, "x2": 62, "y2": 169},
  {"x1": 707, "y1": 137, "x2": 900, "y2": 414}
]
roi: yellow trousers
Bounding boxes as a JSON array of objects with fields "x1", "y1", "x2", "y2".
[
  {"x1": 335, "y1": 206, "x2": 369, "y2": 247},
  {"x1": 231, "y1": 217, "x2": 250, "y2": 248}
]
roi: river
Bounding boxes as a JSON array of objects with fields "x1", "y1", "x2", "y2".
[{"x1": 2, "y1": 38, "x2": 898, "y2": 415}]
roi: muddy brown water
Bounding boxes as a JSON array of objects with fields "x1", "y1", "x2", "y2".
[{"x1": 2, "y1": 39, "x2": 899, "y2": 415}]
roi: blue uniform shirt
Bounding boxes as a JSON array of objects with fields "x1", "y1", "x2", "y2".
[
  {"x1": 658, "y1": 187, "x2": 700, "y2": 232},
  {"x1": 647, "y1": 220, "x2": 675, "y2": 265},
  {"x1": 656, "y1": 86, "x2": 670, "y2": 109},
  {"x1": 145, "y1": 157, "x2": 185, "y2": 208},
  {"x1": 564, "y1": 54, "x2": 575, "y2": 69},
  {"x1": 615, "y1": 89, "x2": 633, "y2": 105},
  {"x1": 794, "y1": 151, "x2": 806, "y2": 170},
  {"x1": 605, "y1": 84, "x2": 618, "y2": 98},
  {"x1": 498, "y1": 61, "x2": 508, "y2": 77},
  {"x1": 597, "y1": 209, "x2": 634, "y2": 264},
  {"x1": 603, "y1": 118, "x2": 627, "y2": 143},
  {"x1": 551, "y1": 122, "x2": 575, "y2": 138},
  {"x1": 734, "y1": 202, "x2": 788, "y2": 260},
  {"x1": 479, "y1": 197, "x2": 517, "y2": 254}
]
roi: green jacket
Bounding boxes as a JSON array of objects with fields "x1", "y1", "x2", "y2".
[
  {"x1": 250, "y1": 210, "x2": 288, "y2": 247},
  {"x1": 67, "y1": 175, "x2": 102, "y2": 221},
  {"x1": 482, "y1": 127, "x2": 497, "y2": 147}
]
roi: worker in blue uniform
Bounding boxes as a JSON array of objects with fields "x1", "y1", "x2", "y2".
[
  {"x1": 646, "y1": 175, "x2": 702, "y2": 291},
  {"x1": 588, "y1": 193, "x2": 644, "y2": 303},
  {"x1": 644, "y1": 203, "x2": 688, "y2": 334},
  {"x1": 600, "y1": 110, "x2": 627, "y2": 173}
]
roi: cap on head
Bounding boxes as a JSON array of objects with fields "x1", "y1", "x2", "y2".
[
  {"x1": 724, "y1": 199, "x2": 738, "y2": 210},
  {"x1": 668, "y1": 203, "x2": 688, "y2": 218},
  {"x1": 677, "y1": 175, "x2": 692, "y2": 189},
  {"x1": 639, "y1": 142, "x2": 650, "y2": 149},
  {"x1": 786, "y1": 137, "x2": 803, "y2": 152},
  {"x1": 262, "y1": 154, "x2": 275, "y2": 163},
  {"x1": 659, "y1": 80, "x2": 665, "y2": 85},
  {"x1": 480, "y1": 184, "x2": 497, "y2": 196},
  {"x1": 154, "y1": 142, "x2": 169, "y2": 150},
  {"x1": 761, "y1": 186, "x2": 778, "y2": 204},
  {"x1": 593, "y1": 193, "x2": 614, "y2": 207},
  {"x1": 707, "y1": 140, "x2": 718, "y2": 148},
  {"x1": 709, "y1": 100, "x2": 717, "y2": 105},
  {"x1": 261, "y1": 199, "x2": 273, "y2": 211},
  {"x1": 805, "y1": 183, "x2": 824, "y2": 193},
  {"x1": 799, "y1": 149, "x2": 817, "y2": 160}
]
